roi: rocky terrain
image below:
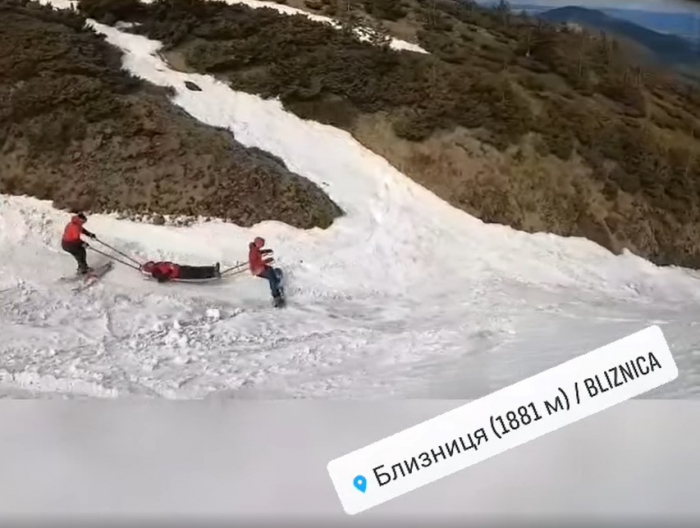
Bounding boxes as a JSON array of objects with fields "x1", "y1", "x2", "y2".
[
  {"x1": 0, "y1": 0, "x2": 342, "y2": 228},
  {"x1": 77, "y1": 0, "x2": 700, "y2": 268}
]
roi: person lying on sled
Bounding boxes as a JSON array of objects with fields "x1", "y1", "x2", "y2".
[{"x1": 142, "y1": 261, "x2": 221, "y2": 283}]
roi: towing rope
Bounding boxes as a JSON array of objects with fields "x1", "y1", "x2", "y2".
[
  {"x1": 94, "y1": 238, "x2": 144, "y2": 268},
  {"x1": 221, "y1": 262, "x2": 248, "y2": 277},
  {"x1": 87, "y1": 245, "x2": 142, "y2": 271}
]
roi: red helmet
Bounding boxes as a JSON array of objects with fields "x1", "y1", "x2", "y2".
[{"x1": 254, "y1": 237, "x2": 265, "y2": 248}]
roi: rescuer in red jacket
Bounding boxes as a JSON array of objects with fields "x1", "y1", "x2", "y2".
[
  {"x1": 248, "y1": 236, "x2": 284, "y2": 306},
  {"x1": 61, "y1": 213, "x2": 96, "y2": 275}
]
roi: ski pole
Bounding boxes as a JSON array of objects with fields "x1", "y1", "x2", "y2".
[{"x1": 94, "y1": 238, "x2": 143, "y2": 267}]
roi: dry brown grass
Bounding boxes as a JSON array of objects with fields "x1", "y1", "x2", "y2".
[{"x1": 0, "y1": 0, "x2": 342, "y2": 228}]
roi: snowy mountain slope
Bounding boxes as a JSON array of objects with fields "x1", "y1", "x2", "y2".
[
  {"x1": 119, "y1": 0, "x2": 429, "y2": 54},
  {"x1": 2, "y1": 10, "x2": 700, "y2": 399}
]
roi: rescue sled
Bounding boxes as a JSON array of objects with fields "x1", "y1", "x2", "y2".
[
  {"x1": 139, "y1": 261, "x2": 247, "y2": 284},
  {"x1": 81, "y1": 235, "x2": 258, "y2": 287},
  {"x1": 138, "y1": 268, "x2": 222, "y2": 283}
]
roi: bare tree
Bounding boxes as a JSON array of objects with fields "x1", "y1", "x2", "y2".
[
  {"x1": 426, "y1": 0, "x2": 438, "y2": 30},
  {"x1": 597, "y1": 30, "x2": 612, "y2": 73},
  {"x1": 337, "y1": 0, "x2": 361, "y2": 36},
  {"x1": 495, "y1": 0, "x2": 511, "y2": 27},
  {"x1": 575, "y1": 32, "x2": 587, "y2": 81},
  {"x1": 685, "y1": 130, "x2": 696, "y2": 178},
  {"x1": 522, "y1": 26, "x2": 533, "y2": 57}
]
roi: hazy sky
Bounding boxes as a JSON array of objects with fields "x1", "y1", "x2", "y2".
[{"x1": 509, "y1": 0, "x2": 700, "y2": 14}]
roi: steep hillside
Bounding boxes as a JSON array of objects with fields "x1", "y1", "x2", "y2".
[
  {"x1": 0, "y1": 0, "x2": 342, "y2": 228},
  {"x1": 77, "y1": 0, "x2": 700, "y2": 268}
]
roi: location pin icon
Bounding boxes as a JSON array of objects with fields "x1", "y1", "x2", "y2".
[{"x1": 353, "y1": 475, "x2": 367, "y2": 493}]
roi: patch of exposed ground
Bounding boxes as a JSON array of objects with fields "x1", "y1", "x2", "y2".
[{"x1": 352, "y1": 113, "x2": 668, "y2": 258}]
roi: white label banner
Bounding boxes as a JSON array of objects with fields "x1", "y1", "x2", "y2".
[{"x1": 327, "y1": 325, "x2": 678, "y2": 515}]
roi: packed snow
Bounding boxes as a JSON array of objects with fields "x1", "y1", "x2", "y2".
[{"x1": 2, "y1": 8, "x2": 700, "y2": 399}]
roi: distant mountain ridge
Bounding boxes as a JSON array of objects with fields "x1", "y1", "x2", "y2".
[
  {"x1": 601, "y1": 7, "x2": 700, "y2": 42},
  {"x1": 509, "y1": 3, "x2": 700, "y2": 43},
  {"x1": 537, "y1": 5, "x2": 700, "y2": 66}
]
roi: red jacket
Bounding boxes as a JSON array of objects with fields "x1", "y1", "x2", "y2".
[
  {"x1": 62, "y1": 216, "x2": 92, "y2": 243},
  {"x1": 248, "y1": 244, "x2": 273, "y2": 276},
  {"x1": 153, "y1": 262, "x2": 180, "y2": 281},
  {"x1": 143, "y1": 261, "x2": 180, "y2": 281}
]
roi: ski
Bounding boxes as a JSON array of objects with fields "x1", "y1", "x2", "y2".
[
  {"x1": 71, "y1": 262, "x2": 114, "y2": 292},
  {"x1": 59, "y1": 262, "x2": 112, "y2": 283},
  {"x1": 58, "y1": 274, "x2": 84, "y2": 284}
]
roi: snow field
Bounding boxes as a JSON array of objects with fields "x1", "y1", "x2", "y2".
[{"x1": 1, "y1": 3, "x2": 700, "y2": 399}]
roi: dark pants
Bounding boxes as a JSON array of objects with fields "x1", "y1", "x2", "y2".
[
  {"x1": 62, "y1": 240, "x2": 88, "y2": 273},
  {"x1": 178, "y1": 265, "x2": 219, "y2": 280},
  {"x1": 259, "y1": 266, "x2": 282, "y2": 299}
]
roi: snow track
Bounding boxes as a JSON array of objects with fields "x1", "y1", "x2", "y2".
[{"x1": 2, "y1": 10, "x2": 700, "y2": 399}]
